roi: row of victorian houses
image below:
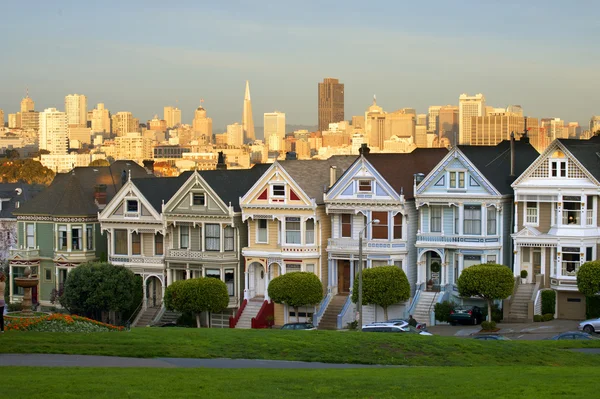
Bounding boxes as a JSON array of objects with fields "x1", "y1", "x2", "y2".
[{"x1": 7, "y1": 135, "x2": 600, "y2": 327}]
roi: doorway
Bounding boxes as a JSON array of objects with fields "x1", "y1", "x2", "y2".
[
  {"x1": 254, "y1": 264, "x2": 265, "y2": 297},
  {"x1": 337, "y1": 260, "x2": 350, "y2": 293},
  {"x1": 146, "y1": 276, "x2": 163, "y2": 308}
]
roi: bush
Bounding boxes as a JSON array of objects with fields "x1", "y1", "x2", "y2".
[
  {"x1": 457, "y1": 264, "x2": 514, "y2": 322},
  {"x1": 577, "y1": 261, "x2": 600, "y2": 297},
  {"x1": 541, "y1": 290, "x2": 556, "y2": 315},
  {"x1": 481, "y1": 321, "x2": 497, "y2": 331},
  {"x1": 542, "y1": 313, "x2": 554, "y2": 322},
  {"x1": 434, "y1": 300, "x2": 454, "y2": 323},
  {"x1": 347, "y1": 320, "x2": 358, "y2": 330},
  {"x1": 534, "y1": 315, "x2": 543, "y2": 322},
  {"x1": 269, "y1": 272, "x2": 323, "y2": 322},
  {"x1": 351, "y1": 266, "x2": 410, "y2": 320},
  {"x1": 520, "y1": 270, "x2": 528, "y2": 279},
  {"x1": 586, "y1": 295, "x2": 600, "y2": 319},
  {"x1": 164, "y1": 278, "x2": 229, "y2": 328},
  {"x1": 176, "y1": 312, "x2": 196, "y2": 327}
]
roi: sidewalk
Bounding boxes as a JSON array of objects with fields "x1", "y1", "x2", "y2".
[{"x1": 427, "y1": 319, "x2": 579, "y2": 339}]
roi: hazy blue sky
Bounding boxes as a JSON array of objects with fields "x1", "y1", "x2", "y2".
[{"x1": 1, "y1": 0, "x2": 598, "y2": 130}]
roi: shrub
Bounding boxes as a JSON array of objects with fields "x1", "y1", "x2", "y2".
[
  {"x1": 586, "y1": 295, "x2": 600, "y2": 319},
  {"x1": 457, "y1": 264, "x2": 514, "y2": 322},
  {"x1": 481, "y1": 321, "x2": 497, "y2": 331},
  {"x1": 542, "y1": 313, "x2": 554, "y2": 322},
  {"x1": 541, "y1": 290, "x2": 556, "y2": 315},
  {"x1": 351, "y1": 266, "x2": 410, "y2": 321},
  {"x1": 164, "y1": 278, "x2": 229, "y2": 328},
  {"x1": 534, "y1": 315, "x2": 543, "y2": 322},
  {"x1": 269, "y1": 272, "x2": 323, "y2": 322},
  {"x1": 577, "y1": 261, "x2": 600, "y2": 297},
  {"x1": 347, "y1": 320, "x2": 358, "y2": 330},
  {"x1": 176, "y1": 312, "x2": 196, "y2": 327},
  {"x1": 520, "y1": 270, "x2": 528, "y2": 279},
  {"x1": 434, "y1": 300, "x2": 454, "y2": 323}
]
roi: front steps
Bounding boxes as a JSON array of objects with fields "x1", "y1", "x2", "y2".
[
  {"x1": 235, "y1": 298, "x2": 264, "y2": 329},
  {"x1": 505, "y1": 283, "x2": 535, "y2": 323},
  {"x1": 412, "y1": 291, "x2": 439, "y2": 326},
  {"x1": 317, "y1": 294, "x2": 349, "y2": 330},
  {"x1": 133, "y1": 306, "x2": 162, "y2": 327}
]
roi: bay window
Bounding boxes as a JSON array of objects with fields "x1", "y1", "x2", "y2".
[
  {"x1": 393, "y1": 214, "x2": 403, "y2": 239},
  {"x1": 526, "y1": 202, "x2": 538, "y2": 225},
  {"x1": 132, "y1": 232, "x2": 141, "y2": 255},
  {"x1": 26, "y1": 223, "x2": 35, "y2": 248},
  {"x1": 562, "y1": 196, "x2": 581, "y2": 225},
  {"x1": 561, "y1": 247, "x2": 580, "y2": 276},
  {"x1": 72, "y1": 226, "x2": 82, "y2": 250},
  {"x1": 155, "y1": 233, "x2": 163, "y2": 255},
  {"x1": 114, "y1": 229, "x2": 127, "y2": 255},
  {"x1": 205, "y1": 224, "x2": 220, "y2": 251},
  {"x1": 487, "y1": 207, "x2": 496, "y2": 235},
  {"x1": 464, "y1": 205, "x2": 481, "y2": 235},
  {"x1": 86, "y1": 225, "x2": 94, "y2": 250},
  {"x1": 180, "y1": 226, "x2": 189, "y2": 249},
  {"x1": 257, "y1": 219, "x2": 268, "y2": 243},
  {"x1": 449, "y1": 171, "x2": 465, "y2": 189},
  {"x1": 58, "y1": 225, "x2": 68, "y2": 250},
  {"x1": 225, "y1": 269, "x2": 235, "y2": 296},
  {"x1": 285, "y1": 217, "x2": 301, "y2": 244}
]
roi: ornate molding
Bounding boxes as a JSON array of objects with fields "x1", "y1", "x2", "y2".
[{"x1": 17, "y1": 215, "x2": 98, "y2": 223}]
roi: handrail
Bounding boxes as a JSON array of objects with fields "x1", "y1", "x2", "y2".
[
  {"x1": 150, "y1": 300, "x2": 164, "y2": 325},
  {"x1": 313, "y1": 293, "x2": 332, "y2": 327},
  {"x1": 126, "y1": 297, "x2": 145, "y2": 329},
  {"x1": 251, "y1": 300, "x2": 274, "y2": 329},
  {"x1": 337, "y1": 295, "x2": 353, "y2": 329},
  {"x1": 405, "y1": 283, "x2": 423, "y2": 319},
  {"x1": 229, "y1": 299, "x2": 247, "y2": 328}
]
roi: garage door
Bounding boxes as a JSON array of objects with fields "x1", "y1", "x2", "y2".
[
  {"x1": 211, "y1": 310, "x2": 233, "y2": 328},
  {"x1": 557, "y1": 292, "x2": 586, "y2": 320}
]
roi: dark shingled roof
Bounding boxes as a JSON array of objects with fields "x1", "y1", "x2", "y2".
[
  {"x1": 365, "y1": 148, "x2": 449, "y2": 199},
  {"x1": 15, "y1": 161, "x2": 152, "y2": 216},
  {"x1": 458, "y1": 139, "x2": 539, "y2": 194},
  {"x1": 278, "y1": 156, "x2": 358, "y2": 205},
  {"x1": 559, "y1": 136, "x2": 600, "y2": 182},
  {"x1": 131, "y1": 176, "x2": 187, "y2": 213},
  {"x1": 0, "y1": 183, "x2": 45, "y2": 219}
]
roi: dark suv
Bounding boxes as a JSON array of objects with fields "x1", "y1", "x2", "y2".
[
  {"x1": 449, "y1": 306, "x2": 483, "y2": 325},
  {"x1": 281, "y1": 323, "x2": 316, "y2": 330}
]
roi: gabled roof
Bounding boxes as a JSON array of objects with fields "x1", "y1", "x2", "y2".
[
  {"x1": 278, "y1": 156, "x2": 357, "y2": 205},
  {"x1": 458, "y1": 139, "x2": 539, "y2": 195},
  {"x1": 0, "y1": 183, "x2": 45, "y2": 219},
  {"x1": 365, "y1": 148, "x2": 449, "y2": 199},
  {"x1": 559, "y1": 136, "x2": 600, "y2": 182},
  {"x1": 131, "y1": 175, "x2": 188, "y2": 214},
  {"x1": 15, "y1": 161, "x2": 152, "y2": 217}
]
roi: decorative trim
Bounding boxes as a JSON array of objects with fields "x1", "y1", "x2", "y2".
[{"x1": 16, "y1": 215, "x2": 98, "y2": 222}]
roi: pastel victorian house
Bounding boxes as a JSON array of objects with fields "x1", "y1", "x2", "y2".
[
  {"x1": 239, "y1": 157, "x2": 355, "y2": 327},
  {"x1": 9, "y1": 161, "x2": 152, "y2": 305},
  {"x1": 512, "y1": 136, "x2": 600, "y2": 320},
  {"x1": 319, "y1": 148, "x2": 448, "y2": 329},
  {"x1": 414, "y1": 137, "x2": 538, "y2": 323}
]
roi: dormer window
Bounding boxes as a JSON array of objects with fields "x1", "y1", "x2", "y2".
[
  {"x1": 449, "y1": 171, "x2": 465, "y2": 189},
  {"x1": 272, "y1": 184, "x2": 285, "y2": 197},
  {"x1": 192, "y1": 193, "x2": 205, "y2": 206},
  {"x1": 550, "y1": 160, "x2": 567, "y2": 177},
  {"x1": 126, "y1": 200, "x2": 139, "y2": 213},
  {"x1": 358, "y1": 180, "x2": 372, "y2": 192}
]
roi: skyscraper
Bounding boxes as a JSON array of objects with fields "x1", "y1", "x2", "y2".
[
  {"x1": 91, "y1": 103, "x2": 111, "y2": 135},
  {"x1": 438, "y1": 106, "x2": 459, "y2": 146},
  {"x1": 427, "y1": 106, "x2": 442, "y2": 134},
  {"x1": 192, "y1": 105, "x2": 213, "y2": 143},
  {"x1": 264, "y1": 111, "x2": 286, "y2": 151},
  {"x1": 164, "y1": 106, "x2": 182, "y2": 128},
  {"x1": 458, "y1": 93, "x2": 485, "y2": 145},
  {"x1": 38, "y1": 108, "x2": 68, "y2": 154},
  {"x1": 0, "y1": 109, "x2": 4, "y2": 127},
  {"x1": 111, "y1": 112, "x2": 137, "y2": 136},
  {"x1": 20, "y1": 92, "x2": 34, "y2": 113},
  {"x1": 469, "y1": 111, "x2": 525, "y2": 146},
  {"x1": 318, "y1": 78, "x2": 344, "y2": 132},
  {"x1": 590, "y1": 116, "x2": 600, "y2": 134},
  {"x1": 65, "y1": 94, "x2": 87, "y2": 127},
  {"x1": 226, "y1": 123, "x2": 244, "y2": 147},
  {"x1": 242, "y1": 81, "x2": 255, "y2": 142}
]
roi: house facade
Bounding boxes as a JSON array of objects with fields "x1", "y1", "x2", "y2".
[{"x1": 512, "y1": 136, "x2": 600, "y2": 319}]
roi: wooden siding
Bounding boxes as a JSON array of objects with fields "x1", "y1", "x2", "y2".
[
  {"x1": 538, "y1": 203, "x2": 552, "y2": 233},
  {"x1": 516, "y1": 202, "x2": 524, "y2": 231},
  {"x1": 142, "y1": 233, "x2": 154, "y2": 256}
]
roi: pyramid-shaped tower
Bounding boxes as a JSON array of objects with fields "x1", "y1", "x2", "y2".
[{"x1": 242, "y1": 81, "x2": 255, "y2": 143}]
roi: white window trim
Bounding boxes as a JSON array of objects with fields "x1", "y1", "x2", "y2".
[
  {"x1": 270, "y1": 183, "x2": 286, "y2": 198},
  {"x1": 524, "y1": 201, "x2": 540, "y2": 226},
  {"x1": 179, "y1": 225, "x2": 190, "y2": 249},
  {"x1": 430, "y1": 206, "x2": 442, "y2": 233},
  {"x1": 284, "y1": 217, "x2": 302, "y2": 246},
  {"x1": 256, "y1": 219, "x2": 268, "y2": 244},
  {"x1": 305, "y1": 218, "x2": 315, "y2": 245},
  {"x1": 357, "y1": 179, "x2": 373, "y2": 193},
  {"x1": 25, "y1": 223, "x2": 36, "y2": 249},
  {"x1": 549, "y1": 159, "x2": 568, "y2": 178},
  {"x1": 190, "y1": 192, "x2": 207, "y2": 207},
  {"x1": 153, "y1": 232, "x2": 164, "y2": 256},
  {"x1": 448, "y1": 170, "x2": 466, "y2": 190},
  {"x1": 124, "y1": 197, "x2": 140, "y2": 218},
  {"x1": 340, "y1": 214, "x2": 353, "y2": 239}
]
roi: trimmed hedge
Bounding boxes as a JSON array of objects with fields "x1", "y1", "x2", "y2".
[
  {"x1": 541, "y1": 290, "x2": 556, "y2": 315},
  {"x1": 269, "y1": 272, "x2": 323, "y2": 321},
  {"x1": 351, "y1": 266, "x2": 410, "y2": 320},
  {"x1": 434, "y1": 300, "x2": 454, "y2": 323},
  {"x1": 586, "y1": 295, "x2": 600, "y2": 319},
  {"x1": 481, "y1": 321, "x2": 497, "y2": 331},
  {"x1": 577, "y1": 261, "x2": 600, "y2": 297},
  {"x1": 164, "y1": 278, "x2": 229, "y2": 327},
  {"x1": 542, "y1": 313, "x2": 554, "y2": 322}
]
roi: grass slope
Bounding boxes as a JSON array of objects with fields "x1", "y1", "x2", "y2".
[
  {"x1": 3, "y1": 366, "x2": 599, "y2": 398},
  {"x1": 1, "y1": 328, "x2": 599, "y2": 366}
]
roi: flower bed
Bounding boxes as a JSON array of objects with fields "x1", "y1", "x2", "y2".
[{"x1": 4, "y1": 313, "x2": 124, "y2": 332}]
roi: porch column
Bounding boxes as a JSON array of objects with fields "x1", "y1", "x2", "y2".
[
  {"x1": 220, "y1": 223, "x2": 224, "y2": 253},
  {"x1": 458, "y1": 204, "x2": 464, "y2": 235},
  {"x1": 458, "y1": 253, "x2": 464, "y2": 277},
  {"x1": 127, "y1": 229, "x2": 132, "y2": 256},
  {"x1": 142, "y1": 277, "x2": 147, "y2": 310},
  {"x1": 349, "y1": 259, "x2": 354, "y2": 287},
  {"x1": 556, "y1": 194, "x2": 563, "y2": 225},
  {"x1": 161, "y1": 275, "x2": 166, "y2": 300},
  {"x1": 186, "y1": 264, "x2": 190, "y2": 279},
  {"x1": 540, "y1": 247, "x2": 546, "y2": 280},
  {"x1": 264, "y1": 268, "x2": 270, "y2": 301},
  {"x1": 244, "y1": 269, "x2": 249, "y2": 300},
  {"x1": 201, "y1": 222, "x2": 205, "y2": 251},
  {"x1": 513, "y1": 247, "x2": 520, "y2": 277},
  {"x1": 481, "y1": 205, "x2": 487, "y2": 237},
  {"x1": 514, "y1": 201, "x2": 518, "y2": 233}
]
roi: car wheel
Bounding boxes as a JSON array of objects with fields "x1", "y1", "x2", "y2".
[{"x1": 583, "y1": 325, "x2": 595, "y2": 334}]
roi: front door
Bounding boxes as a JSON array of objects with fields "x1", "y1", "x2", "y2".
[
  {"x1": 533, "y1": 249, "x2": 541, "y2": 281},
  {"x1": 255, "y1": 265, "x2": 265, "y2": 296},
  {"x1": 337, "y1": 260, "x2": 351, "y2": 293}
]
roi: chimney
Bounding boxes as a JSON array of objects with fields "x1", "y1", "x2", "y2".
[
  {"x1": 359, "y1": 143, "x2": 370, "y2": 155},
  {"x1": 329, "y1": 166, "x2": 338, "y2": 187},
  {"x1": 510, "y1": 132, "x2": 515, "y2": 177},
  {"x1": 216, "y1": 151, "x2": 227, "y2": 170},
  {"x1": 94, "y1": 184, "x2": 107, "y2": 207},
  {"x1": 143, "y1": 160, "x2": 155, "y2": 175}
]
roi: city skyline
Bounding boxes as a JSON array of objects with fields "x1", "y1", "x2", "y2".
[{"x1": 1, "y1": 1, "x2": 598, "y2": 129}]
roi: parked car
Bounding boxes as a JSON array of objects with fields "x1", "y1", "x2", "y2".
[
  {"x1": 281, "y1": 323, "x2": 316, "y2": 330},
  {"x1": 578, "y1": 317, "x2": 600, "y2": 334},
  {"x1": 362, "y1": 322, "x2": 433, "y2": 336},
  {"x1": 473, "y1": 335, "x2": 511, "y2": 341},
  {"x1": 386, "y1": 318, "x2": 427, "y2": 331},
  {"x1": 547, "y1": 331, "x2": 596, "y2": 340},
  {"x1": 449, "y1": 306, "x2": 483, "y2": 325}
]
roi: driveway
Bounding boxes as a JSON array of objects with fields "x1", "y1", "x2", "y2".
[{"x1": 427, "y1": 319, "x2": 579, "y2": 340}]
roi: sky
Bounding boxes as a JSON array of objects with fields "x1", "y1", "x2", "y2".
[{"x1": 1, "y1": 0, "x2": 598, "y2": 130}]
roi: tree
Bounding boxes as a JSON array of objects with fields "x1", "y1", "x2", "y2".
[
  {"x1": 351, "y1": 266, "x2": 411, "y2": 320},
  {"x1": 577, "y1": 261, "x2": 600, "y2": 297},
  {"x1": 59, "y1": 262, "x2": 142, "y2": 323},
  {"x1": 457, "y1": 264, "x2": 514, "y2": 322},
  {"x1": 268, "y1": 272, "x2": 323, "y2": 322},
  {"x1": 89, "y1": 159, "x2": 110, "y2": 167},
  {"x1": 0, "y1": 159, "x2": 55, "y2": 185},
  {"x1": 164, "y1": 278, "x2": 229, "y2": 328}
]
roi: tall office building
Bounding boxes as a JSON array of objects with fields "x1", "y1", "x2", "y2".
[
  {"x1": 364, "y1": 98, "x2": 386, "y2": 149},
  {"x1": 20, "y1": 92, "x2": 34, "y2": 113},
  {"x1": 590, "y1": 116, "x2": 600, "y2": 134},
  {"x1": 111, "y1": 112, "x2": 137, "y2": 136},
  {"x1": 192, "y1": 105, "x2": 213, "y2": 143},
  {"x1": 8, "y1": 114, "x2": 17, "y2": 128},
  {"x1": 416, "y1": 114, "x2": 427, "y2": 126},
  {"x1": 242, "y1": 81, "x2": 255, "y2": 142},
  {"x1": 20, "y1": 111, "x2": 40, "y2": 131},
  {"x1": 0, "y1": 109, "x2": 4, "y2": 127},
  {"x1": 39, "y1": 108, "x2": 68, "y2": 154},
  {"x1": 427, "y1": 106, "x2": 442, "y2": 134},
  {"x1": 318, "y1": 78, "x2": 344, "y2": 132},
  {"x1": 264, "y1": 111, "x2": 286, "y2": 150},
  {"x1": 164, "y1": 106, "x2": 182, "y2": 128},
  {"x1": 65, "y1": 94, "x2": 87, "y2": 127},
  {"x1": 226, "y1": 123, "x2": 244, "y2": 147},
  {"x1": 386, "y1": 110, "x2": 415, "y2": 139},
  {"x1": 458, "y1": 93, "x2": 485, "y2": 144},
  {"x1": 91, "y1": 103, "x2": 111, "y2": 135},
  {"x1": 438, "y1": 105, "x2": 459, "y2": 146},
  {"x1": 469, "y1": 111, "x2": 525, "y2": 146}
]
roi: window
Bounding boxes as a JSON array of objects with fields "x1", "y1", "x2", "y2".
[
  {"x1": 341, "y1": 214, "x2": 352, "y2": 238},
  {"x1": 463, "y1": 255, "x2": 482, "y2": 269},
  {"x1": 526, "y1": 202, "x2": 538, "y2": 225},
  {"x1": 257, "y1": 219, "x2": 268, "y2": 243},
  {"x1": 180, "y1": 226, "x2": 189, "y2": 249},
  {"x1": 487, "y1": 255, "x2": 497, "y2": 264},
  {"x1": 155, "y1": 233, "x2": 163, "y2": 255},
  {"x1": 306, "y1": 264, "x2": 315, "y2": 274},
  {"x1": 126, "y1": 200, "x2": 138, "y2": 212},
  {"x1": 286, "y1": 264, "x2": 301, "y2": 273},
  {"x1": 225, "y1": 269, "x2": 235, "y2": 296},
  {"x1": 586, "y1": 247, "x2": 593, "y2": 262},
  {"x1": 305, "y1": 219, "x2": 315, "y2": 244},
  {"x1": 131, "y1": 232, "x2": 141, "y2": 255},
  {"x1": 86, "y1": 225, "x2": 94, "y2": 250},
  {"x1": 393, "y1": 214, "x2": 403, "y2": 239},
  {"x1": 372, "y1": 260, "x2": 389, "y2": 267},
  {"x1": 372, "y1": 212, "x2": 388, "y2": 239},
  {"x1": 26, "y1": 223, "x2": 35, "y2": 248},
  {"x1": 587, "y1": 196, "x2": 594, "y2": 225},
  {"x1": 285, "y1": 217, "x2": 301, "y2": 244},
  {"x1": 192, "y1": 193, "x2": 205, "y2": 206},
  {"x1": 205, "y1": 224, "x2": 221, "y2": 251},
  {"x1": 430, "y1": 206, "x2": 442, "y2": 233},
  {"x1": 358, "y1": 180, "x2": 372, "y2": 192},
  {"x1": 224, "y1": 226, "x2": 235, "y2": 251},
  {"x1": 464, "y1": 205, "x2": 481, "y2": 235},
  {"x1": 522, "y1": 249, "x2": 530, "y2": 263},
  {"x1": 272, "y1": 184, "x2": 285, "y2": 197},
  {"x1": 205, "y1": 269, "x2": 221, "y2": 279},
  {"x1": 551, "y1": 160, "x2": 567, "y2": 177},
  {"x1": 454, "y1": 207, "x2": 459, "y2": 234},
  {"x1": 114, "y1": 229, "x2": 127, "y2": 255},
  {"x1": 72, "y1": 226, "x2": 82, "y2": 250},
  {"x1": 561, "y1": 247, "x2": 580, "y2": 276},
  {"x1": 44, "y1": 268, "x2": 52, "y2": 281},
  {"x1": 449, "y1": 171, "x2": 465, "y2": 189},
  {"x1": 58, "y1": 225, "x2": 67, "y2": 250},
  {"x1": 562, "y1": 196, "x2": 581, "y2": 225},
  {"x1": 487, "y1": 207, "x2": 496, "y2": 235}
]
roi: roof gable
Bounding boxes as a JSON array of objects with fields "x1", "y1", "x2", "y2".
[
  {"x1": 99, "y1": 180, "x2": 162, "y2": 222},
  {"x1": 163, "y1": 172, "x2": 231, "y2": 216}
]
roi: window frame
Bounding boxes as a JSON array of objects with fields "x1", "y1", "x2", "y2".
[
  {"x1": 487, "y1": 207, "x2": 497, "y2": 235},
  {"x1": 126, "y1": 199, "x2": 139, "y2": 213},
  {"x1": 71, "y1": 225, "x2": 83, "y2": 251},
  {"x1": 25, "y1": 223, "x2": 35, "y2": 249},
  {"x1": 131, "y1": 232, "x2": 141, "y2": 255},
  {"x1": 341, "y1": 214, "x2": 352, "y2": 238},
  {"x1": 305, "y1": 219, "x2": 315, "y2": 245},
  {"x1": 179, "y1": 225, "x2": 190, "y2": 249},
  {"x1": 205, "y1": 223, "x2": 221, "y2": 251},
  {"x1": 449, "y1": 171, "x2": 466, "y2": 189},
  {"x1": 463, "y1": 205, "x2": 482, "y2": 235},
  {"x1": 191, "y1": 192, "x2": 205, "y2": 206},
  {"x1": 358, "y1": 180, "x2": 372, "y2": 192},
  {"x1": 372, "y1": 212, "x2": 389, "y2": 240},
  {"x1": 154, "y1": 233, "x2": 164, "y2": 255},
  {"x1": 430, "y1": 206, "x2": 442, "y2": 233},
  {"x1": 224, "y1": 226, "x2": 235, "y2": 251},
  {"x1": 550, "y1": 160, "x2": 567, "y2": 177},
  {"x1": 224, "y1": 268, "x2": 235, "y2": 296},
  {"x1": 271, "y1": 184, "x2": 286, "y2": 198},
  {"x1": 114, "y1": 229, "x2": 128, "y2": 255},
  {"x1": 86, "y1": 224, "x2": 94, "y2": 250},
  {"x1": 58, "y1": 225, "x2": 68, "y2": 250},
  {"x1": 393, "y1": 213, "x2": 403, "y2": 239},
  {"x1": 525, "y1": 201, "x2": 539, "y2": 226},
  {"x1": 285, "y1": 217, "x2": 302, "y2": 245},
  {"x1": 256, "y1": 219, "x2": 268, "y2": 243}
]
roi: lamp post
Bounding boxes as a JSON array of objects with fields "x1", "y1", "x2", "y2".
[{"x1": 358, "y1": 218, "x2": 379, "y2": 331}]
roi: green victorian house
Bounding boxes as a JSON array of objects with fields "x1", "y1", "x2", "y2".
[{"x1": 8, "y1": 161, "x2": 153, "y2": 305}]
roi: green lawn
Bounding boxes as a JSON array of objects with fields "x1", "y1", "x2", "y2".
[
  {"x1": 1, "y1": 327, "x2": 599, "y2": 366},
  {"x1": 3, "y1": 366, "x2": 598, "y2": 398}
]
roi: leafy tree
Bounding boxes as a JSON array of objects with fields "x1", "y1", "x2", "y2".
[
  {"x1": 60, "y1": 262, "x2": 142, "y2": 324},
  {"x1": 0, "y1": 159, "x2": 55, "y2": 185},
  {"x1": 577, "y1": 261, "x2": 600, "y2": 297},
  {"x1": 89, "y1": 159, "x2": 110, "y2": 167},
  {"x1": 164, "y1": 278, "x2": 229, "y2": 327},
  {"x1": 351, "y1": 266, "x2": 410, "y2": 320},
  {"x1": 268, "y1": 272, "x2": 323, "y2": 322},
  {"x1": 457, "y1": 264, "x2": 514, "y2": 322}
]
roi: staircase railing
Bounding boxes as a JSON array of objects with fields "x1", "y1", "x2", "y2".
[
  {"x1": 126, "y1": 298, "x2": 145, "y2": 329},
  {"x1": 313, "y1": 293, "x2": 332, "y2": 327},
  {"x1": 503, "y1": 276, "x2": 519, "y2": 321},
  {"x1": 229, "y1": 299, "x2": 247, "y2": 328},
  {"x1": 150, "y1": 301, "x2": 164, "y2": 325},
  {"x1": 405, "y1": 282, "x2": 424, "y2": 319},
  {"x1": 336, "y1": 295, "x2": 353, "y2": 330},
  {"x1": 251, "y1": 300, "x2": 274, "y2": 329},
  {"x1": 527, "y1": 276, "x2": 541, "y2": 321}
]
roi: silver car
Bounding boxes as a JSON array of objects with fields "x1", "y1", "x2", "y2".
[{"x1": 578, "y1": 317, "x2": 600, "y2": 334}]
